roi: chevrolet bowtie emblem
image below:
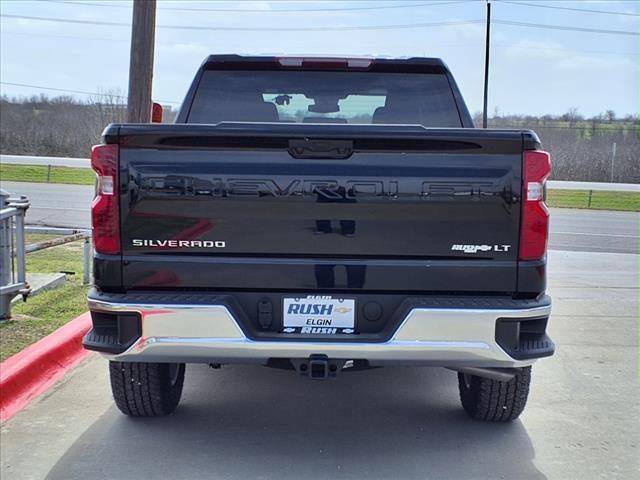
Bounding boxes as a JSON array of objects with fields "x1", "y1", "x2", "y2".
[{"x1": 335, "y1": 307, "x2": 352, "y2": 314}]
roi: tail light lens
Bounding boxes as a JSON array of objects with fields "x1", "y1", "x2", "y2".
[
  {"x1": 151, "y1": 102, "x2": 163, "y2": 123},
  {"x1": 520, "y1": 150, "x2": 551, "y2": 261},
  {"x1": 91, "y1": 144, "x2": 120, "y2": 254}
]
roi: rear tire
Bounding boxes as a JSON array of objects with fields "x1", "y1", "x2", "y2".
[
  {"x1": 109, "y1": 361, "x2": 185, "y2": 417},
  {"x1": 457, "y1": 367, "x2": 531, "y2": 422}
]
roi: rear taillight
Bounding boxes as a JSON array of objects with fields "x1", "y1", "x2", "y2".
[
  {"x1": 151, "y1": 102, "x2": 163, "y2": 123},
  {"x1": 520, "y1": 150, "x2": 551, "y2": 261},
  {"x1": 91, "y1": 144, "x2": 120, "y2": 254}
]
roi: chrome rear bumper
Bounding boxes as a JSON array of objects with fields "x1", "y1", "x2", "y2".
[{"x1": 86, "y1": 294, "x2": 552, "y2": 368}]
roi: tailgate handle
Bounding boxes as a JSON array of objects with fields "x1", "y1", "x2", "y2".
[{"x1": 288, "y1": 139, "x2": 353, "y2": 160}]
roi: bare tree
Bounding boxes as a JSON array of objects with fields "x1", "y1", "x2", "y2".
[{"x1": 561, "y1": 107, "x2": 582, "y2": 127}]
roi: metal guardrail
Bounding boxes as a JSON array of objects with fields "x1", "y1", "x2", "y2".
[{"x1": 0, "y1": 189, "x2": 30, "y2": 320}]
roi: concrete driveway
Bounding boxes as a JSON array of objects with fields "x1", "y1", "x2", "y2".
[{"x1": 1, "y1": 249, "x2": 638, "y2": 479}]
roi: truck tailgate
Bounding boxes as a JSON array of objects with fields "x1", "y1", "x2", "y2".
[{"x1": 114, "y1": 124, "x2": 529, "y2": 293}]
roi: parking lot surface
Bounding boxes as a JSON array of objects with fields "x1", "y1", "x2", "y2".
[{"x1": 1, "y1": 249, "x2": 638, "y2": 480}]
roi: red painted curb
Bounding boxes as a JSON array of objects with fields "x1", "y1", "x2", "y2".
[{"x1": 0, "y1": 312, "x2": 92, "y2": 422}]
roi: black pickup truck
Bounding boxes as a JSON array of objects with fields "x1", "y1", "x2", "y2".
[{"x1": 84, "y1": 55, "x2": 553, "y2": 421}]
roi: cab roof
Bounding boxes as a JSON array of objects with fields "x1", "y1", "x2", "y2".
[{"x1": 201, "y1": 55, "x2": 449, "y2": 73}]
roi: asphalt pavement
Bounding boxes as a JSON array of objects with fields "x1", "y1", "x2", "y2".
[
  {"x1": 1, "y1": 249, "x2": 637, "y2": 479},
  {"x1": 0, "y1": 181, "x2": 93, "y2": 229},
  {"x1": 548, "y1": 208, "x2": 638, "y2": 254},
  {"x1": 0, "y1": 181, "x2": 637, "y2": 253}
]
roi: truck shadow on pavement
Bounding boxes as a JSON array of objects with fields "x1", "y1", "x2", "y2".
[{"x1": 47, "y1": 364, "x2": 546, "y2": 480}]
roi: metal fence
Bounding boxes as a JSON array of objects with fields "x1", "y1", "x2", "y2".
[
  {"x1": 0, "y1": 189, "x2": 30, "y2": 320},
  {"x1": 24, "y1": 227, "x2": 92, "y2": 286},
  {"x1": 0, "y1": 189, "x2": 92, "y2": 320}
]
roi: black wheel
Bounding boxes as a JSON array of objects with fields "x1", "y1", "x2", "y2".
[
  {"x1": 457, "y1": 367, "x2": 532, "y2": 422},
  {"x1": 109, "y1": 361, "x2": 185, "y2": 417}
]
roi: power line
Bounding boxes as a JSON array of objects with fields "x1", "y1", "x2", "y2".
[
  {"x1": 1, "y1": 81, "x2": 127, "y2": 98},
  {"x1": 42, "y1": 0, "x2": 476, "y2": 13},
  {"x1": 1, "y1": 13, "x2": 127, "y2": 28},
  {"x1": 490, "y1": 42, "x2": 636, "y2": 57},
  {"x1": 2, "y1": 29, "x2": 635, "y2": 58},
  {"x1": 41, "y1": 0, "x2": 640, "y2": 18},
  {"x1": 0, "y1": 14, "x2": 485, "y2": 31},
  {"x1": 0, "y1": 81, "x2": 181, "y2": 105},
  {"x1": 2, "y1": 13, "x2": 639, "y2": 35},
  {"x1": 1, "y1": 29, "x2": 120, "y2": 43},
  {"x1": 0, "y1": 27, "x2": 634, "y2": 57},
  {"x1": 42, "y1": 0, "x2": 640, "y2": 18},
  {"x1": 497, "y1": 1, "x2": 639, "y2": 17},
  {"x1": 493, "y1": 19, "x2": 639, "y2": 36}
]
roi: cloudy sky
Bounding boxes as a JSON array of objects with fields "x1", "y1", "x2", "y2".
[{"x1": 1, "y1": 0, "x2": 637, "y2": 117}]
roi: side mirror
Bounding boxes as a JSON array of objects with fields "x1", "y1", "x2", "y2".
[{"x1": 151, "y1": 102, "x2": 163, "y2": 123}]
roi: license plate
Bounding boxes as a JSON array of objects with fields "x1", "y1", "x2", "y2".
[{"x1": 282, "y1": 296, "x2": 356, "y2": 334}]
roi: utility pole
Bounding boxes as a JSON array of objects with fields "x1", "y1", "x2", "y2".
[
  {"x1": 127, "y1": 0, "x2": 156, "y2": 123},
  {"x1": 482, "y1": 1, "x2": 491, "y2": 128}
]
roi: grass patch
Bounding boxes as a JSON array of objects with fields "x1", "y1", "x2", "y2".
[
  {"x1": 0, "y1": 163, "x2": 94, "y2": 185},
  {"x1": 0, "y1": 234, "x2": 89, "y2": 361},
  {"x1": 547, "y1": 189, "x2": 640, "y2": 212}
]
